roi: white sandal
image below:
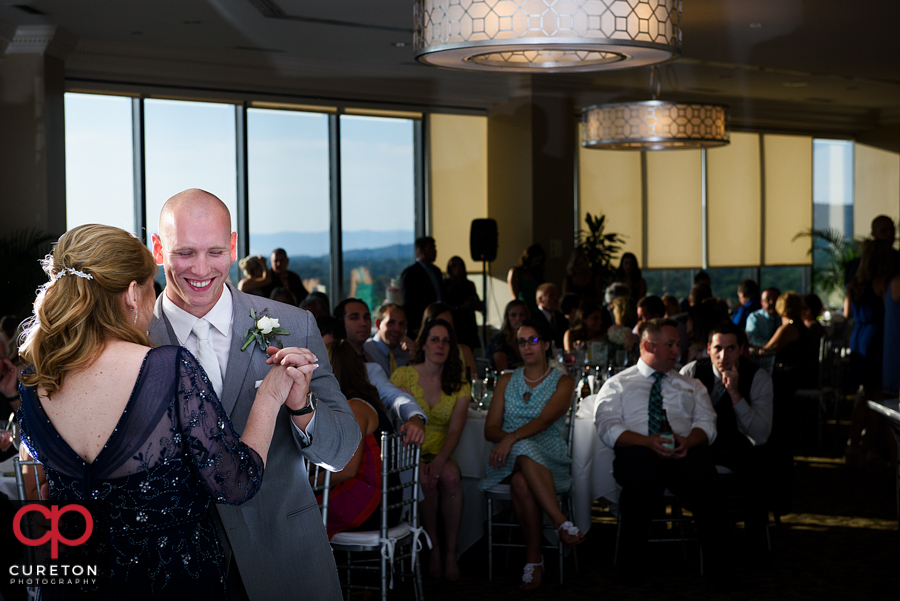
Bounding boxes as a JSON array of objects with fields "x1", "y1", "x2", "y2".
[
  {"x1": 556, "y1": 520, "x2": 585, "y2": 547},
  {"x1": 521, "y1": 557, "x2": 544, "y2": 586}
]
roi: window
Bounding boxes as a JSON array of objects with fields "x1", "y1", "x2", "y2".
[
  {"x1": 339, "y1": 115, "x2": 416, "y2": 311},
  {"x1": 248, "y1": 108, "x2": 330, "y2": 298},
  {"x1": 144, "y1": 99, "x2": 239, "y2": 284},
  {"x1": 64, "y1": 93, "x2": 134, "y2": 231},
  {"x1": 643, "y1": 269, "x2": 692, "y2": 305}
]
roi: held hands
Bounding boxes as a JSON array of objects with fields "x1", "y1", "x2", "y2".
[
  {"x1": 263, "y1": 346, "x2": 318, "y2": 411},
  {"x1": 399, "y1": 416, "x2": 425, "y2": 446},
  {"x1": 670, "y1": 434, "x2": 690, "y2": 459},
  {"x1": 423, "y1": 455, "x2": 447, "y2": 489},
  {"x1": 489, "y1": 433, "x2": 517, "y2": 470},
  {"x1": 647, "y1": 433, "x2": 674, "y2": 459}
]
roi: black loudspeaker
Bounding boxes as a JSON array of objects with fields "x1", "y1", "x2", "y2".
[{"x1": 470, "y1": 218, "x2": 498, "y2": 263}]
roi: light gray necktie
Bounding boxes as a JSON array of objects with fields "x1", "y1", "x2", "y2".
[{"x1": 192, "y1": 318, "x2": 223, "y2": 397}]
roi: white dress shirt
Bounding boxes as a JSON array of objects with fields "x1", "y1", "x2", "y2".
[
  {"x1": 595, "y1": 358, "x2": 717, "y2": 449},
  {"x1": 163, "y1": 285, "x2": 234, "y2": 378},
  {"x1": 680, "y1": 360, "x2": 773, "y2": 446},
  {"x1": 161, "y1": 286, "x2": 315, "y2": 439}
]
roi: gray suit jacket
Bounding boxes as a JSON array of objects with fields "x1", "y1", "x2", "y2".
[{"x1": 149, "y1": 283, "x2": 359, "y2": 600}]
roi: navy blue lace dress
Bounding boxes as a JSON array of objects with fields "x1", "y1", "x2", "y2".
[{"x1": 18, "y1": 346, "x2": 264, "y2": 600}]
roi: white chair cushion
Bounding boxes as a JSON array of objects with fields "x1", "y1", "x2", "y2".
[
  {"x1": 485, "y1": 483, "x2": 511, "y2": 496},
  {"x1": 331, "y1": 521, "x2": 411, "y2": 546}
]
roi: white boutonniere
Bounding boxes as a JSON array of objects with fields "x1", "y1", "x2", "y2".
[{"x1": 241, "y1": 308, "x2": 290, "y2": 352}]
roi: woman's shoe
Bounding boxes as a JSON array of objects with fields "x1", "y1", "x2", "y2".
[
  {"x1": 520, "y1": 557, "x2": 544, "y2": 591},
  {"x1": 556, "y1": 520, "x2": 585, "y2": 547}
]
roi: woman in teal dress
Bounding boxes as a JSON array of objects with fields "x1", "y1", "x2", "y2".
[
  {"x1": 390, "y1": 318, "x2": 470, "y2": 581},
  {"x1": 481, "y1": 319, "x2": 582, "y2": 590}
]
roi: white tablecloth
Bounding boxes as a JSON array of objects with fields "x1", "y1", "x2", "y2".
[
  {"x1": 571, "y1": 394, "x2": 619, "y2": 533},
  {"x1": 453, "y1": 408, "x2": 494, "y2": 555},
  {"x1": 1, "y1": 455, "x2": 18, "y2": 499}
]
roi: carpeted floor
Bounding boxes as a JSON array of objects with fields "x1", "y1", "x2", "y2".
[{"x1": 381, "y1": 409, "x2": 900, "y2": 601}]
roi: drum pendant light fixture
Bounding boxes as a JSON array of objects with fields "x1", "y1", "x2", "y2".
[
  {"x1": 414, "y1": 0, "x2": 682, "y2": 73},
  {"x1": 581, "y1": 66, "x2": 729, "y2": 150}
]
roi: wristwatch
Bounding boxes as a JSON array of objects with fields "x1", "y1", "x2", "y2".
[{"x1": 288, "y1": 391, "x2": 317, "y2": 416}]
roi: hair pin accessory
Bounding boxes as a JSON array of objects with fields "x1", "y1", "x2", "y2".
[{"x1": 54, "y1": 267, "x2": 93, "y2": 281}]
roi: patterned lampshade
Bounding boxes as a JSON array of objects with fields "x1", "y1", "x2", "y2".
[
  {"x1": 582, "y1": 101, "x2": 729, "y2": 150},
  {"x1": 414, "y1": 0, "x2": 682, "y2": 73}
]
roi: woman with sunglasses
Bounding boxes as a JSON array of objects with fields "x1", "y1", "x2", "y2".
[{"x1": 480, "y1": 319, "x2": 582, "y2": 591}]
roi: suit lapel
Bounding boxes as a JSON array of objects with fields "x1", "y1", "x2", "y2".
[
  {"x1": 149, "y1": 294, "x2": 178, "y2": 346},
  {"x1": 220, "y1": 284, "x2": 256, "y2": 416}
]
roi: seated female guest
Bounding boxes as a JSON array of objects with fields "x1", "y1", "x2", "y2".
[
  {"x1": 563, "y1": 299, "x2": 610, "y2": 352},
  {"x1": 237, "y1": 254, "x2": 270, "y2": 295},
  {"x1": 421, "y1": 302, "x2": 478, "y2": 380},
  {"x1": 487, "y1": 299, "x2": 529, "y2": 372},
  {"x1": 480, "y1": 319, "x2": 582, "y2": 591},
  {"x1": 17, "y1": 224, "x2": 312, "y2": 599},
  {"x1": 323, "y1": 340, "x2": 400, "y2": 538},
  {"x1": 390, "y1": 319, "x2": 470, "y2": 581}
]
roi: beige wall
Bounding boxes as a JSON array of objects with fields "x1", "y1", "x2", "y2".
[
  {"x1": 578, "y1": 131, "x2": 643, "y2": 261},
  {"x1": 854, "y1": 143, "x2": 900, "y2": 238},
  {"x1": 428, "y1": 113, "x2": 488, "y2": 272},
  {"x1": 707, "y1": 132, "x2": 762, "y2": 267},
  {"x1": 646, "y1": 150, "x2": 703, "y2": 268},
  {"x1": 763, "y1": 134, "x2": 813, "y2": 265}
]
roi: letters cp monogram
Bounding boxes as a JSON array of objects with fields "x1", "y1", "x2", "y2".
[{"x1": 13, "y1": 504, "x2": 94, "y2": 559}]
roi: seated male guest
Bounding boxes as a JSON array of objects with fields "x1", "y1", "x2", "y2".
[
  {"x1": 261, "y1": 248, "x2": 309, "y2": 305},
  {"x1": 534, "y1": 283, "x2": 569, "y2": 348},
  {"x1": 595, "y1": 318, "x2": 729, "y2": 575},
  {"x1": 334, "y1": 298, "x2": 425, "y2": 444},
  {"x1": 681, "y1": 322, "x2": 773, "y2": 550},
  {"x1": 732, "y1": 279, "x2": 762, "y2": 330},
  {"x1": 745, "y1": 287, "x2": 781, "y2": 347},
  {"x1": 681, "y1": 271, "x2": 711, "y2": 313},
  {"x1": 364, "y1": 303, "x2": 414, "y2": 377},
  {"x1": 632, "y1": 295, "x2": 666, "y2": 335}
]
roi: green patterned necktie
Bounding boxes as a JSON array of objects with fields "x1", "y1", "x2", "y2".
[{"x1": 647, "y1": 371, "x2": 666, "y2": 435}]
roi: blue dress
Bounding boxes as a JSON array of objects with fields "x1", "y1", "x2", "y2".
[
  {"x1": 480, "y1": 368, "x2": 571, "y2": 493},
  {"x1": 849, "y1": 285, "x2": 884, "y2": 390},
  {"x1": 18, "y1": 346, "x2": 264, "y2": 600}
]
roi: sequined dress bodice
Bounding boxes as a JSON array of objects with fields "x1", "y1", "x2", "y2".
[{"x1": 18, "y1": 346, "x2": 264, "y2": 600}]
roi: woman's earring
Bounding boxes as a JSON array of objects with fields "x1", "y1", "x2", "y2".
[{"x1": 133, "y1": 309, "x2": 138, "y2": 326}]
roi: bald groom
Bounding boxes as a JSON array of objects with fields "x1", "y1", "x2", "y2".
[{"x1": 149, "y1": 188, "x2": 359, "y2": 600}]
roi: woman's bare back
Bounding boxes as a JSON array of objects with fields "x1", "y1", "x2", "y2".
[{"x1": 38, "y1": 340, "x2": 150, "y2": 463}]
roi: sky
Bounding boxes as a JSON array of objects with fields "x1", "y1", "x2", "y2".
[{"x1": 65, "y1": 94, "x2": 415, "y2": 252}]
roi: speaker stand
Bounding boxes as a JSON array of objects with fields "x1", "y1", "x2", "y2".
[{"x1": 482, "y1": 259, "x2": 489, "y2": 363}]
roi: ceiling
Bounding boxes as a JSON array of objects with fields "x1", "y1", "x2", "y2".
[{"x1": 1, "y1": 0, "x2": 899, "y2": 148}]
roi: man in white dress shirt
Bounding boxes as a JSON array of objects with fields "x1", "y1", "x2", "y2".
[
  {"x1": 363, "y1": 303, "x2": 414, "y2": 376},
  {"x1": 333, "y1": 297, "x2": 426, "y2": 445},
  {"x1": 595, "y1": 318, "x2": 729, "y2": 576}
]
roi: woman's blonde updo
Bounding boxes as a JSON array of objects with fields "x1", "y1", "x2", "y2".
[{"x1": 19, "y1": 224, "x2": 157, "y2": 397}]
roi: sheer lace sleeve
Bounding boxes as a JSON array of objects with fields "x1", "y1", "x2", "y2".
[{"x1": 175, "y1": 347, "x2": 264, "y2": 506}]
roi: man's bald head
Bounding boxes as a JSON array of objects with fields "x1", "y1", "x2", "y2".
[
  {"x1": 871, "y1": 215, "x2": 895, "y2": 243},
  {"x1": 158, "y1": 189, "x2": 231, "y2": 243}
]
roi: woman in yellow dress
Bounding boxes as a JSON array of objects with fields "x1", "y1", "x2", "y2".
[{"x1": 390, "y1": 318, "x2": 470, "y2": 581}]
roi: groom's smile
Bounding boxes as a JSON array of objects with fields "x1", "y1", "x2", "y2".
[{"x1": 153, "y1": 189, "x2": 238, "y2": 318}]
